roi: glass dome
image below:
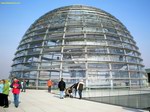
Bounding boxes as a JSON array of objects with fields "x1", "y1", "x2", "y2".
[{"x1": 10, "y1": 5, "x2": 147, "y2": 89}]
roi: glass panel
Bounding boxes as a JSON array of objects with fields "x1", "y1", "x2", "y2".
[
  {"x1": 88, "y1": 63, "x2": 109, "y2": 69},
  {"x1": 104, "y1": 27, "x2": 117, "y2": 34},
  {"x1": 28, "y1": 48, "x2": 41, "y2": 54},
  {"x1": 130, "y1": 72, "x2": 140, "y2": 78},
  {"x1": 23, "y1": 38, "x2": 32, "y2": 44},
  {"x1": 65, "y1": 40, "x2": 85, "y2": 45},
  {"x1": 69, "y1": 70, "x2": 86, "y2": 78},
  {"x1": 112, "y1": 71, "x2": 129, "y2": 78},
  {"x1": 88, "y1": 55, "x2": 109, "y2": 61},
  {"x1": 38, "y1": 80, "x2": 47, "y2": 86},
  {"x1": 45, "y1": 40, "x2": 62, "y2": 46},
  {"x1": 65, "y1": 34, "x2": 84, "y2": 39},
  {"x1": 128, "y1": 64, "x2": 138, "y2": 70},
  {"x1": 23, "y1": 71, "x2": 37, "y2": 78},
  {"x1": 113, "y1": 79, "x2": 129, "y2": 87},
  {"x1": 122, "y1": 37, "x2": 130, "y2": 43},
  {"x1": 43, "y1": 47, "x2": 61, "y2": 53},
  {"x1": 42, "y1": 53, "x2": 61, "y2": 61},
  {"x1": 24, "y1": 63, "x2": 38, "y2": 70},
  {"x1": 123, "y1": 43, "x2": 133, "y2": 49},
  {"x1": 86, "y1": 39, "x2": 106, "y2": 45},
  {"x1": 84, "y1": 27, "x2": 103, "y2": 33},
  {"x1": 39, "y1": 71, "x2": 51, "y2": 78},
  {"x1": 30, "y1": 42, "x2": 42, "y2": 48},
  {"x1": 66, "y1": 27, "x2": 83, "y2": 33},
  {"x1": 88, "y1": 71, "x2": 110, "y2": 87},
  {"x1": 35, "y1": 28, "x2": 46, "y2": 34},
  {"x1": 48, "y1": 27, "x2": 64, "y2": 33},
  {"x1": 40, "y1": 62, "x2": 60, "y2": 70},
  {"x1": 28, "y1": 79, "x2": 36, "y2": 87},
  {"x1": 110, "y1": 55, "x2": 126, "y2": 62},
  {"x1": 63, "y1": 47, "x2": 84, "y2": 53},
  {"x1": 106, "y1": 35, "x2": 120, "y2": 41},
  {"x1": 25, "y1": 56, "x2": 39, "y2": 62},
  {"x1": 126, "y1": 56, "x2": 137, "y2": 63},
  {"x1": 117, "y1": 30, "x2": 126, "y2": 36},
  {"x1": 86, "y1": 34, "x2": 104, "y2": 39},
  {"x1": 111, "y1": 63, "x2": 127, "y2": 70},
  {"x1": 14, "y1": 57, "x2": 24, "y2": 64},
  {"x1": 49, "y1": 71, "x2": 60, "y2": 79},
  {"x1": 107, "y1": 41, "x2": 122, "y2": 47},
  {"x1": 102, "y1": 22, "x2": 114, "y2": 28},
  {"x1": 34, "y1": 23, "x2": 48, "y2": 30},
  {"x1": 114, "y1": 23, "x2": 125, "y2": 31},
  {"x1": 109, "y1": 48, "x2": 124, "y2": 54},
  {"x1": 125, "y1": 50, "x2": 135, "y2": 56},
  {"x1": 14, "y1": 72, "x2": 22, "y2": 78},
  {"x1": 68, "y1": 15, "x2": 83, "y2": 21},
  {"x1": 131, "y1": 79, "x2": 141, "y2": 86},
  {"x1": 18, "y1": 44, "x2": 28, "y2": 50},
  {"x1": 87, "y1": 47, "x2": 107, "y2": 53},
  {"x1": 68, "y1": 20, "x2": 83, "y2": 25}
]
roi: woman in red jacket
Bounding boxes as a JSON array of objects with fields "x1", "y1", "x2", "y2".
[{"x1": 10, "y1": 77, "x2": 21, "y2": 108}]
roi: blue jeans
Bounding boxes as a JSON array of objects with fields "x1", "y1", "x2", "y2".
[
  {"x1": 60, "y1": 91, "x2": 64, "y2": 98},
  {"x1": 73, "y1": 89, "x2": 77, "y2": 97},
  {"x1": 13, "y1": 94, "x2": 19, "y2": 107},
  {"x1": 78, "y1": 90, "x2": 82, "y2": 99}
]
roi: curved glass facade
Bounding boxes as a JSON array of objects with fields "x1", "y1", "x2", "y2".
[{"x1": 10, "y1": 5, "x2": 147, "y2": 89}]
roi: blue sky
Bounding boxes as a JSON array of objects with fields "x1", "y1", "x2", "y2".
[{"x1": 0, "y1": 0, "x2": 150, "y2": 79}]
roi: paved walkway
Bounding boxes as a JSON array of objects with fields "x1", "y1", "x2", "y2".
[{"x1": 0, "y1": 90, "x2": 148, "y2": 112}]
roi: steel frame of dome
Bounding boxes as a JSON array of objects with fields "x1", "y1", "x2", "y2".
[{"x1": 10, "y1": 5, "x2": 147, "y2": 89}]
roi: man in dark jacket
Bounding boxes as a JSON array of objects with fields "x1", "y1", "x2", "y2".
[{"x1": 58, "y1": 78, "x2": 66, "y2": 99}]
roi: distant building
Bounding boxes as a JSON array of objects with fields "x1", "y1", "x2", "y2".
[
  {"x1": 145, "y1": 68, "x2": 150, "y2": 85},
  {"x1": 10, "y1": 5, "x2": 147, "y2": 89}
]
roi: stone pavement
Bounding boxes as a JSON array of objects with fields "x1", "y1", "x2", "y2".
[{"x1": 0, "y1": 90, "x2": 148, "y2": 112}]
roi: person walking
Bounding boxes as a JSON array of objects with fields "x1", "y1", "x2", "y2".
[
  {"x1": 3, "y1": 79, "x2": 10, "y2": 108},
  {"x1": 21, "y1": 80, "x2": 26, "y2": 92},
  {"x1": 26, "y1": 80, "x2": 29, "y2": 87},
  {"x1": 77, "y1": 79, "x2": 84, "y2": 99},
  {"x1": 10, "y1": 77, "x2": 21, "y2": 108},
  {"x1": 47, "y1": 79, "x2": 53, "y2": 93},
  {"x1": 58, "y1": 78, "x2": 66, "y2": 99},
  {"x1": 0, "y1": 80, "x2": 4, "y2": 106}
]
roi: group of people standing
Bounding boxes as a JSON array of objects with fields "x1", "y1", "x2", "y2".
[
  {"x1": 47, "y1": 78, "x2": 84, "y2": 99},
  {"x1": 0, "y1": 77, "x2": 27, "y2": 108},
  {"x1": 1, "y1": 77, "x2": 84, "y2": 109}
]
